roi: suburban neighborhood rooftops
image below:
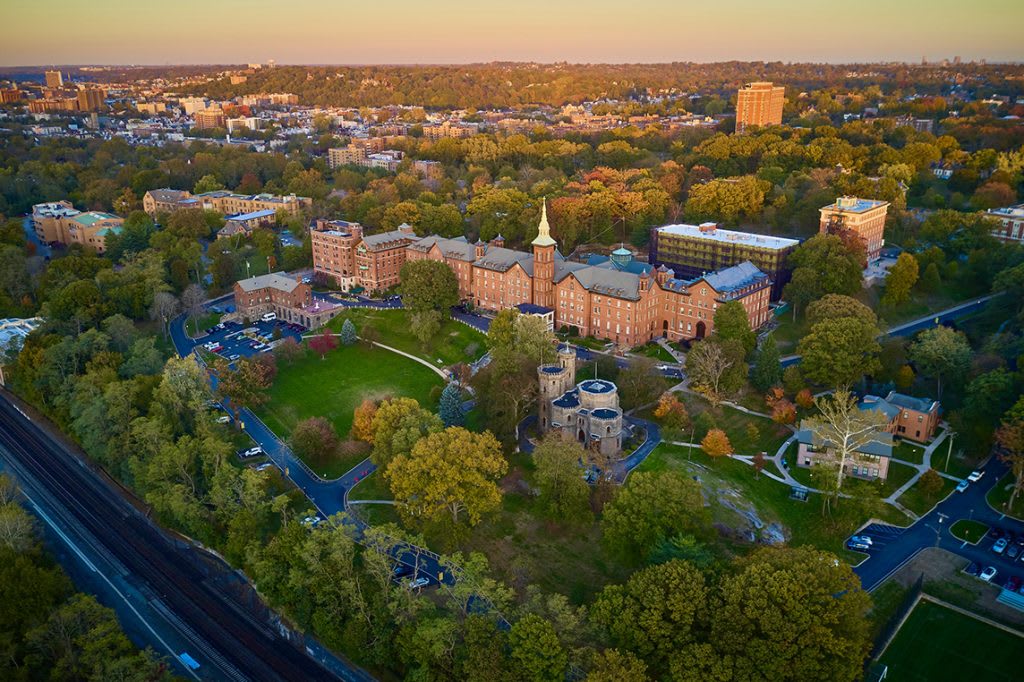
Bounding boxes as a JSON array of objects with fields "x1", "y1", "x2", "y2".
[{"x1": 654, "y1": 222, "x2": 800, "y2": 250}]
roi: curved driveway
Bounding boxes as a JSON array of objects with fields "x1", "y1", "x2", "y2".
[{"x1": 854, "y1": 458, "x2": 1024, "y2": 592}]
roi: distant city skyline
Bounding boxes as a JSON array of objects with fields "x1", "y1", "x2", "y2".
[{"x1": 4, "y1": 0, "x2": 1023, "y2": 66}]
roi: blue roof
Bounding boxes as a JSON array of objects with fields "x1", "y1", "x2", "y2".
[
  {"x1": 579, "y1": 379, "x2": 615, "y2": 395},
  {"x1": 587, "y1": 253, "x2": 653, "y2": 276},
  {"x1": 516, "y1": 303, "x2": 553, "y2": 315},
  {"x1": 541, "y1": 365, "x2": 564, "y2": 374},
  {"x1": 591, "y1": 408, "x2": 619, "y2": 419},
  {"x1": 553, "y1": 392, "x2": 580, "y2": 408}
]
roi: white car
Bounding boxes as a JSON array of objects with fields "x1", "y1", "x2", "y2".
[
  {"x1": 968, "y1": 470, "x2": 984, "y2": 482},
  {"x1": 254, "y1": 462, "x2": 273, "y2": 472},
  {"x1": 993, "y1": 538, "x2": 1009, "y2": 554},
  {"x1": 979, "y1": 566, "x2": 997, "y2": 582},
  {"x1": 406, "y1": 576, "x2": 430, "y2": 590},
  {"x1": 214, "y1": 415, "x2": 231, "y2": 424},
  {"x1": 301, "y1": 515, "x2": 321, "y2": 528},
  {"x1": 849, "y1": 535, "x2": 873, "y2": 546},
  {"x1": 955, "y1": 479, "x2": 969, "y2": 493}
]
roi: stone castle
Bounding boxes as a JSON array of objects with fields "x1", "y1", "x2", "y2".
[{"x1": 537, "y1": 344, "x2": 624, "y2": 457}]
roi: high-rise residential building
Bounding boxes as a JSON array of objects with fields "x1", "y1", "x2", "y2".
[
  {"x1": 735, "y1": 82, "x2": 785, "y2": 133},
  {"x1": 77, "y1": 87, "x2": 106, "y2": 111},
  {"x1": 648, "y1": 222, "x2": 800, "y2": 300},
  {"x1": 194, "y1": 107, "x2": 227, "y2": 130},
  {"x1": 819, "y1": 196, "x2": 890, "y2": 262},
  {"x1": 44, "y1": 70, "x2": 63, "y2": 88},
  {"x1": 0, "y1": 88, "x2": 24, "y2": 103}
]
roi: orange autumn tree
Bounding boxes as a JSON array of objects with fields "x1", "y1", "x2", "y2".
[
  {"x1": 352, "y1": 399, "x2": 378, "y2": 443},
  {"x1": 701, "y1": 429, "x2": 733, "y2": 458}
]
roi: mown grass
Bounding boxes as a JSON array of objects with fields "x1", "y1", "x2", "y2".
[
  {"x1": 326, "y1": 308, "x2": 487, "y2": 366},
  {"x1": 255, "y1": 342, "x2": 443, "y2": 478},
  {"x1": 987, "y1": 473, "x2": 1024, "y2": 520},
  {"x1": 879, "y1": 600, "x2": 1021, "y2": 681},
  {"x1": 639, "y1": 444, "x2": 911, "y2": 561},
  {"x1": 675, "y1": 392, "x2": 792, "y2": 457},
  {"x1": 950, "y1": 519, "x2": 989, "y2": 544}
]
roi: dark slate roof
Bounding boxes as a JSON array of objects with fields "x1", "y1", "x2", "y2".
[
  {"x1": 884, "y1": 391, "x2": 939, "y2": 413},
  {"x1": 796, "y1": 420, "x2": 894, "y2": 458},
  {"x1": 473, "y1": 246, "x2": 534, "y2": 274},
  {"x1": 516, "y1": 303, "x2": 552, "y2": 315},
  {"x1": 361, "y1": 229, "x2": 417, "y2": 251},
  {"x1": 702, "y1": 261, "x2": 769, "y2": 294},
  {"x1": 148, "y1": 188, "x2": 191, "y2": 202}
]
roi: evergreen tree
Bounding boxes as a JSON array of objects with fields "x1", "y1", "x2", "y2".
[
  {"x1": 439, "y1": 383, "x2": 465, "y2": 427},
  {"x1": 340, "y1": 318, "x2": 357, "y2": 345},
  {"x1": 750, "y1": 335, "x2": 782, "y2": 391}
]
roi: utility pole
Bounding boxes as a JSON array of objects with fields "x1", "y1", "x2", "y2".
[{"x1": 945, "y1": 431, "x2": 956, "y2": 472}]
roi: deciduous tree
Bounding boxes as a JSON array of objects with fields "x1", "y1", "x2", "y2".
[
  {"x1": 290, "y1": 417, "x2": 339, "y2": 463},
  {"x1": 701, "y1": 429, "x2": 733, "y2": 458},
  {"x1": 908, "y1": 326, "x2": 971, "y2": 399},
  {"x1": 370, "y1": 397, "x2": 442, "y2": 467},
  {"x1": 399, "y1": 259, "x2": 459, "y2": 317},
  {"x1": 881, "y1": 253, "x2": 919, "y2": 307},
  {"x1": 713, "y1": 300, "x2": 756, "y2": 356},
  {"x1": 386, "y1": 427, "x2": 507, "y2": 528},
  {"x1": 309, "y1": 329, "x2": 339, "y2": 359},
  {"x1": 509, "y1": 615, "x2": 567, "y2": 682},
  {"x1": 533, "y1": 435, "x2": 592, "y2": 522}
]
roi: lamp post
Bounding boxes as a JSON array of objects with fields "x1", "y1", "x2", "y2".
[{"x1": 945, "y1": 430, "x2": 956, "y2": 472}]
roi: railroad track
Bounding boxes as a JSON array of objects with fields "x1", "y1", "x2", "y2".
[{"x1": 0, "y1": 392, "x2": 340, "y2": 682}]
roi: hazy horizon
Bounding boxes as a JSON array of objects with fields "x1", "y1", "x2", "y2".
[{"x1": 5, "y1": 0, "x2": 1023, "y2": 67}]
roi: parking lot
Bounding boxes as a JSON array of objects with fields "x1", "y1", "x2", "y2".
[
  {"x1": 965, "y1": 526, "x2": 1024, "y2": 591},
  {"x1": 194, "y1": 318, "x2": 306, "y2": 361},
  {"x1": 846, "y1": 523, "x2": 906, "y2": 555}
]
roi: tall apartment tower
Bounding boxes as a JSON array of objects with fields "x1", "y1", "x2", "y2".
[
  {"x1": 735, "y1": 82, "x2": 785, "y2": 133},
  {"x1": 44, "y1": 70, "x2": 63, "y2": 88},
  {"x1": 531, "y1": 200, "x2": 556, "y2": 309},
  {"x1": 819, "y1": 196, "x2": 890, "y2": 262}
]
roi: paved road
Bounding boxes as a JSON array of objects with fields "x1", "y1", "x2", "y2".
[
  {"x1": 780, "y1": 294, "x2": 1002, "y2": 367},
  {"x1": 854, "y1": 457, "x2": 1024, "y2": 592}
]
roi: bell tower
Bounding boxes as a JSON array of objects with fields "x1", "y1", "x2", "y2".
[{"x1": 531, "y1": 199, "x2": 556, "y2": 309}]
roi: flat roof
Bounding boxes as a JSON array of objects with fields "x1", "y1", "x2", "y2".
[
  {"x1": 229, "y1": 209, "x2": 277, "y2": 221},
  {"x1": 654, "y1": 223, "x2": 799, "y2": 250},
  {"x1": 822, "y1": 197, "x2": 889, "y2": 214}
]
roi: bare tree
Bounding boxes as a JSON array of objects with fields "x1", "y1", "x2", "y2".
[
  {"x1": 805, "y1": 389, "x2": 890, "y2": 515},
  {"x1": 181, "y1": 283, "x2": 206, "y2": 334},
  {"x1": 685, "y1": 339, "x2": 733, "y2": 406},
  {"x1": 149, "y1": 291, "x2": 179, "y2": 339}
]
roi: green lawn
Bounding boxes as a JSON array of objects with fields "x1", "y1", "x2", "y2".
[
  {"x1": 255, "y1": 342, "x2": 444, "y2": 478},
  {"x1": 676, "y1": 392, "x2": 792, "y2": 457},
  {"x1": 893, "y1": 440, "x2": 926, "y2": 465},
  {"x1": 987, "y1": 473, "x2": 1024, "y2": 520},
  {"x1": 634, "y1": 342, "x2": 676, "y2": 363},
  {"x1": 900, "y1": 476, "x2": 956, "y2": 516},
  {"x1": 185, "y1": 312, "x2": 222, "y2": 337},
  {"x1": 950, "y1": 519, "x2": 989, "y2": 544},
  {"x1": 326, "y1": 308, "x2": 487, "y2": 366},
  {"x1": 879, "y1": 600, "x2": 1022, "y2": 681},
  {"x1": 638, "y1": 444, "x2": 910, "y2": 560}
]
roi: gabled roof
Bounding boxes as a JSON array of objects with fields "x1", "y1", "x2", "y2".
[
  {"x1": 703, "y1": 261, "x2": 769, "y2": 295},
  {"x1": 147, "y1": 188, "x2": 192, "y2": 203},
  {"x1": 796, "y1": 420, "x2": 894, "y2": 458},
  {"x1": 360, "y1": 229, "x2": 417, "y2": 251},
  {"x1": 474, "y1": 246, "x2": 534, "y2": 274},
  {"x1": 557, "y1": 264, "x2": 641, "y2": 300},
  {"x1": 884, "y1": 391, "x2": 939, "y2": 413},
  {"x1": 236, "y1": 271, "x2": 302, "y2": 293}
]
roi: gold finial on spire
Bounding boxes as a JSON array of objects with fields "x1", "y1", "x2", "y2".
[{"x1": 532, "y1": 197, "x2": 556, "y2": 247}]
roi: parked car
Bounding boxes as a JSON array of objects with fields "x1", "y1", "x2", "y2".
[
  {"x1": 849, "y1": 535, "x2": 874, "y2": 546},
  {"x1": 955, "y1": 479, "x2": 970, "y2": 493},
  {"x1": 964, "y1": 562, "x2": 980, "y2": 577},
  {"x1": 989, "y1": 527, "x2": 1005, "y2": 540},
  {"x1": 993, "y1": 538, "x2": 1009, "y2": 554},
  {"x1": 301, "y1": 515, "x2": 321, "y2": 528},
  {"x1": 392, "y1": 564, "x2": 413, "y2": 578},
  {"x1": 1008, "y1": 544, "x2": 1021, "y2": 560},
  {"x1": 406, "y1": 577, "x2": 430, "y2": 590},
  {"x1": 968, "y1": 470, "x2": 985, "y2": 482},
  {"x1": 1007, "y1": 576, "x2": 1022, "y2": 593},
  {"x1": 254, "y1": 462, "x2": 273, "y2": 472},
  {"x1": 214, "y1": 415, "x2": 231, "y2": 424},
  {"x1": 980, "y1": 566, "x2": 998, "y2": 582},
  {"x1": 228, "y1": 354, "x2": 240, "y2": 361},
  {"x1": 241, "y1": 446, "x2": 263, "y2": 458},
  {"x1": 847, "y1": 539, "x2": 871, "y2": 551}
]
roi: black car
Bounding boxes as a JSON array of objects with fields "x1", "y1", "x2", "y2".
[
  {"x1": 1009, "y1": 544, "x2": 1022, "y2": 560},
  {"x1": 392, "y1": 563, "x2": 413, "y2": 578},
  {"x1": 988, "y1": 528, "x2": 1004, "y2": 540},
  {"x1": 964, "y1": 562, "x2": 980, "y2": 577}
]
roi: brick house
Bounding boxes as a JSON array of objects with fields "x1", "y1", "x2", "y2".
[{"x1": 859, "y1": 392, "x2": 941, "y2": 444}]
